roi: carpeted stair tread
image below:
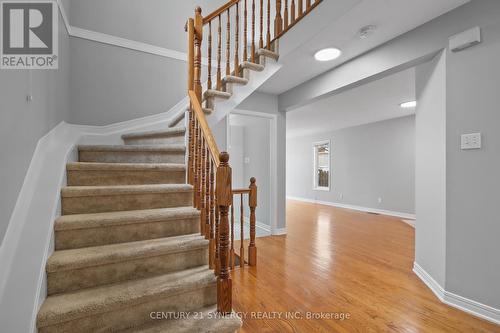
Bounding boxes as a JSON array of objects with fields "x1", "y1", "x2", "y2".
[
  {"x1": 121, "y1": 127, "x2": 186, "y2": 141},
  {"x1": 240, "y1": 61, "x2": 265, "y2": 72},
  {"x1": 55, "y1": 207, "x2": 199, "y2": 231},
  {"x1": 61, "y1": 184, "x2": 193, "y2": 198},
  {"x1": 47, "y1": 234, "x2": 208, "y2": 273},
  {"x1": 126, "y1": 306, "x2": 242, "y2": 333},
  {"x1": 78, "y1": 144, "x2": 186, "y2": 153},
  {"x1": 222, "y1": 75, "x2": 249, "y2": 85},
  {"x1": 203, "y1": 89, "x2": 232, "y2": 100},
  {"x1": 257, "y1": 48, "x2": 279, "y2": 60},
  {"x1": 37, "y1": 266, "x2": 215, "y2": 328},
  {"x1": 67, "y1": 162, "x2": 185, "y2": 172}
]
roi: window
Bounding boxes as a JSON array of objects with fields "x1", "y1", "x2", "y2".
[{"x1": 313, "y1": 141, "x2": 330, "y2": 191}]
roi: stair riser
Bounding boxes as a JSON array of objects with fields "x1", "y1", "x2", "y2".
[
  {"x1": 79, "y1": 151, "x2": 185, "y2": 164},
  {"x1": 55, "y1": 217, "x2": 200, "y2": 250},
  {"x1": 123, "y1": 136, "x2": 185, "y2": 146},
  {"x1": 47, "y1": 248, "x2": 208, "y2": 295},
  {"x1": 67, "y1": 170, "x2": 185, "y2": 186},
  {"x1": 38, "y1": 285, "x2": 216, "y2": 333},
  {"x1": 62, "y1": 191, "x2": 193, "y2": 215}
]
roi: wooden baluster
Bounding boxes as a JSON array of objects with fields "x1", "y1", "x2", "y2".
[
  {"x1": 284, "y1": 0, "x2": 289, "y2": 29},
  {"x1": 259, "y1": 0, "x2": 264, "y2": 49},
  {"x1": 200, "y1": 140, "x2": 206, "y2": 236},
  {"x1": 197, "y1": 125, "x2": 203, "y2": 232},
  {"x1": 205, "y1": 145, "x2": 210, "y2": 239},
  {"x1": 193, "y1": 119, "x2": 199, "y2": 209},
  {"x1": 275, "y1": 0, "x2": 283, "y2": 36},
  {"x1": 291, "y1": 0, "x2": 296, "y2": 23},
  {"x1": 215, "y1": 203, "x2": 220, "y2": 275},
  {"x1": 251, "y1": 0, "x2": 255, "y2": 62},
  {"x1": 187, "y1": 19, "x2": 194, "y2": 91},
  {"x1": 239, "y1": 194, "x2": 244, "y2": 268},
  {"x1": 217, "y1": 15, "x2": 222, "y2": 90},
  {"x1": 216, "y1": 152, "x2": 232, "y2": 314},
  {"x1": 209, "y1": 158, "x2": 216, "y2": 269},
  {"x1": 194, "y1": 7, "x2": 203, "y2": 101},
  {"x1": 248, "y1": 178, "x2": 258, "y2": 266},
  {"x1": 244, "y1": 0, "x2": 248, "y2": 61},
  {"x1": 226, "y1": 9, "x2": 231, "y2": 76},
  {"x1": 230, "y1": 201, "x2": 235, "y2": 269},
  {"x1": 266, "y1": 0, "x2": 271, "y2": 49},
  {"x1": 208, "y1": 21, "x2": 212, "y2": 90},
  {"x1": 234, "y1": 2, "x2": 240, "y2": 76},
  {"x1": 306, "y1": 0, "x2": 311, "y2": 10},
  {"x1": 298, "y1": 0, "x2": 303, "y2": 17},
  {"x1": 188, "y1": 103, "x2": 194, "y2": 186}
]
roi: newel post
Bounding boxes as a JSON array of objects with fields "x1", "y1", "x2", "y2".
[
  {"x1": 216, "y1": 152, "x2": 232, "y2": 314},
  {"x1": 248, "y1": 177, "x2": 257, "y2": 266},
  {"x1": 194, "y1": 7, "x2": 203, "y2": 101}
]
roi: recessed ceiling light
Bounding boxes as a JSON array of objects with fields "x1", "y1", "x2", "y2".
[
  {"x1": 400, "y1": 101, "x2": 417, "y2": 108},
  {"x1": 314, "y1": 48, "x2": 342, "y2": 62}
]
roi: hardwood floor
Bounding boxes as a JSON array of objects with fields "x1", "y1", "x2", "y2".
[{"x1": 231, "y1": 200, "x2": 499, "y2": 332}]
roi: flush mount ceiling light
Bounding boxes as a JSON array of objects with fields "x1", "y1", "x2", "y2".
[
  {"x1": 400, "y1": 101, "x2": 417, "y2": 108},
  {"x1": 314, "y1": 48, "x2": 342, "y2": 62}
]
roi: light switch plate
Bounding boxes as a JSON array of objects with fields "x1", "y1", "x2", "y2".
[{"x1": 461, "y1": 133, "x2": 482, "y2": 150}]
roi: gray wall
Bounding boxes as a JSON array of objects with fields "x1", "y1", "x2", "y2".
[
  {"x1": 238, "y1": 92, "x2": 287, "y2": 231},
  {"x1": 0, "y1": 12, "x2": 71, "y2": 244},
  {"x1": 68, "y1": 38, "x2": 186, "y2": 125},
  {"x1": 287, "y1": 116, "x2": 415, "y2": 215},
  {"x1": 230, "y1": 115, "x2": 272, "y2": 226},
  {"x1": 445, "y1": 2, "x2": 500, "y2": 308},
  {"x1": 415, "y1": 52, "x2": 447, "y2": 287}
]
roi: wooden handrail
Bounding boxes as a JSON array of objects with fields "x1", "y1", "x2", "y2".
[
  {"x1": 203, "y1": 0, "x2": 239, "y2": 25},
  {"x1": 188, "y1": 91, "x2": 220, "y2": 167},
  {"x1": 232, "y1": 188, "x2": 251, "y2": 194}
]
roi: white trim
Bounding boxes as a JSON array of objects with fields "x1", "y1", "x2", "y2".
[
  {"x1": 230, "y1": 109, "x2": 279, "y2": 236},
  {"x1": 55, "y1": 0, "x2": 203, "y2": 64},
  {"x1": 56, "y1": 0, "x2": 70, "y2": 34},
  {"x1": 413, "y1": 263, "x2": 500, "y2": 325},
  {"x1": 286, "y1": 196, "x2": 416, "y2": 220},
  {"x1": 272, "y1": 227, "x2": 287, "y2": 236}
]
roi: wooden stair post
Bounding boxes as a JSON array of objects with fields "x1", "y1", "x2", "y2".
[
  {"x1": 193, "y1": 7, "x2": 203, "y2": 102},
  {"x1": 248, "y1": 177, "x2": 258, "y2": 266},
  {"x1": 217, "y1": 152, "x2": 232, "y2": 314}
]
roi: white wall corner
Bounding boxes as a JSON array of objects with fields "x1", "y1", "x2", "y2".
[{"x1": 413, "y1": 262, "x2": 500, "y2": 325}]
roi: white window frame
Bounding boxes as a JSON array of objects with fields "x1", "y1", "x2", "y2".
[{"x1": 313, "y1": 140, "x2": 331, "y2": 191}]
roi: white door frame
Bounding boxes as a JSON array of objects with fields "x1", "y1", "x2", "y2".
[{"x1": 227, "y1": 109, "x2": 278, "y2": 235}]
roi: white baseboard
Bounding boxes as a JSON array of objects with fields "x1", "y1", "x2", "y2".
[
  {"x1": 286, "y1": 196, "x2": 416, "y2": 220},
  {"x1": 413, "y1": 262, "x2": 500, "y2": 325},
  {"x1": 272, "y1": 227, "x2": 287, "y2": 236}
]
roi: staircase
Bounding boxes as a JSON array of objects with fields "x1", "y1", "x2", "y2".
[{"x1": 36, "y1": 0, "x2": 322, "y2": 332}]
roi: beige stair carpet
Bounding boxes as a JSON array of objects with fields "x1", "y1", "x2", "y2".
[{"x1": 36, "y1": 49, "x2": 280, "y2": 332}]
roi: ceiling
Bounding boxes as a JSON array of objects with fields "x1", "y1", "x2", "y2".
[
  {"x1": 259, "y1": 0, "x2": 469, "y2": 95},
  {"x1": 287, "y1": 67, "x2": 415, "y2": 138}
]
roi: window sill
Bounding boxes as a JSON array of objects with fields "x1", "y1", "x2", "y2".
[{"x1": 313, "y1": 187, "x2": 330, "y2": 192}]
